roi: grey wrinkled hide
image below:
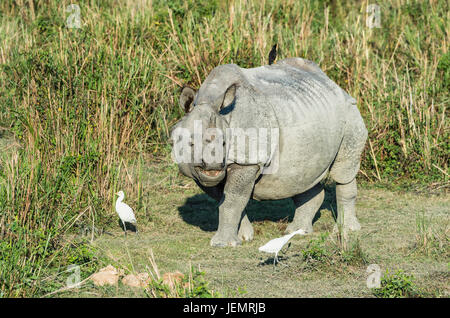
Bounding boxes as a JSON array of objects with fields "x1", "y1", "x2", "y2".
[{"x1": 172, "y1": 57, "x2": 368, "y2": 247}]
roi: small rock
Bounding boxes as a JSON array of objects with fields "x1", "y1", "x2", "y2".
[
  {"x1": 122, "y1": 272, "x2": 151, "y2": 288},
  {"x1": 162, "y1": 271, "x2": 185, "y2": 289},
  {"x1": 137, "y1": 272, "x2": 151, "y2": 285},
  {"x1": 90, "y1": 265, "x2": 119, "y2": 286},
  {"x1": 122, "y1": 274, "x2": 141, "y2": 288}
]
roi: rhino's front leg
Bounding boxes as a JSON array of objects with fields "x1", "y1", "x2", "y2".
[{"x1": 210, "y1": 164, "x2": 259, "y2": 247}]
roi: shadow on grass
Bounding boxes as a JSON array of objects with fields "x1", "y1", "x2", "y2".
[
  {"x1": 258, "y1": 255, "x2": 289, "y2": 266},
  {"x1": 178, "y1": 183, "x2": 338, "y2": 232},
  {"x1": 118, "y1": 219, "x2": 138, "y2": 234}
]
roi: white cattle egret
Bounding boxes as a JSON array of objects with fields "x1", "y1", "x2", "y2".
[
  {"x1": 259, "y1": 228, "x2": 306, "y2": 266},
  {"x1": 115, "y1": 191, "x2": 138, "y2": 236}
]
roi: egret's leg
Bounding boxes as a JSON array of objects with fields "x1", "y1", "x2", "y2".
[{"x1": 122, "y1": 220, "x2": 127, "y2": 237}]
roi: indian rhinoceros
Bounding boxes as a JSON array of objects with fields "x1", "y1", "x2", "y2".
[{"x1": 170, "y1": 57, "x2": 368, "y2": 247}]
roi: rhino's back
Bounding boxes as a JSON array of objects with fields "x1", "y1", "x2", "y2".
[
  {"x1": 240, "y1": 59, "x2": 352, "y2": 200},
  {"x1": 241, "y1": 59, "x2": 349, "y2": 127}
]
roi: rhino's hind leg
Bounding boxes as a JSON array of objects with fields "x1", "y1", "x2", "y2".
[
  {"x1": 285, "y1": 183, "x2": 324, "y2": 234},
  {"x1": 334, "y1": 179, "x2": 361, "y2": 232},
  {"x1": 329, "y1": 104, "x2": 367, "y2": 233}
]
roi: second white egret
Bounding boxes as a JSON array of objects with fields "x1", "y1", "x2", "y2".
[
  {"x1": 259, "y1": 228, "x2": 306, "y2": 266},
  {"x1": 115, "y1": 190, "x2": 138, "y2": 236}
]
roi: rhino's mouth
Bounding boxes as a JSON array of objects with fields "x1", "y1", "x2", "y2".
[
  {"x1": 200, "y1": 169, "x2": 222, "y2": 177},
  {"x1": 195, "y1": 167, "x2": 224, "y2": 177}
]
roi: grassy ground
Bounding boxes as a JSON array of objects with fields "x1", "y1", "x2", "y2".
[
  {"x1": 38, "y1": 155, "x2": 449, "y2": 298},
  {"x1": 0, "y1": 0, "x2": 448, "y2": 297}
]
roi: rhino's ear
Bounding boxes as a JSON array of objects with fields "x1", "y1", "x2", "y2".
[
  {"x1": 219, "y1": 83, "x2": 237, "y2": 113},
  {"x1": 179, "y1": 86, "x2": 196, "y2": 113}
]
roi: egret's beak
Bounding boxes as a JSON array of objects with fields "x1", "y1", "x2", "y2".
[{"x1": 115, "y1": 192, "x2": 119, "y2": 195}]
